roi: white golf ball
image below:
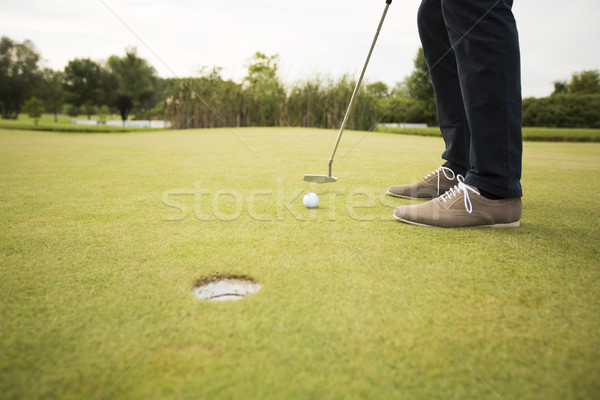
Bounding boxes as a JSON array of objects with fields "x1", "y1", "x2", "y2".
[{"x1": 303, "y1": 192, "x2": 319, "y2": 208}]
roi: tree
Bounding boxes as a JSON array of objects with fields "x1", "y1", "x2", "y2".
[
  {"x1": 98, "y1": 105, "x2": 110, "y2": 124},
  {"x1": 0, "y1": 36, "x2": 41, "y2": 119},
  {"x1": 385, "y1": 48, "x2": 437, "y2": 125},
  {"x1": 65, "y1": 104, "x2": 80, "y2": 117},
  {"x1": 567, "y1": 70, "x2": 600, "y2": 94},
  {"x1": 163, "y1": 70, "x2": 245, "y2": 129},
  {"x1": 245, "y1": 52, "x2": 279, "y2": 87},
  {"x1": 391, "y1": 81, "x2": 410, "y2": 98},
  {"x1": 23, "y1": 96, "x2": 43, "y2": 126},
  {"x1": 38, "y1": 68, "x2": 65, "y2": 122},
  {"x1": 243, "y1": 52, "x2": 285, "y2": 126},
  {"x1": 107, "y1": 48, "x2": 158, "y2": 122},
  {"x1": 367, "y1": 81, "x2": 389, "y2": 99},
  {"x1": 552, "y1": 70, "x2": 600, "y2": 95},
  {"x1": 404, "y1": 48, "x2": 435, "y2": 104},
  {"x1": 553, "y1": 80, "x2": 568, "y2": 95},
  {"x1": 63, "y1": 58, "x2": 105, "y2": 119}
]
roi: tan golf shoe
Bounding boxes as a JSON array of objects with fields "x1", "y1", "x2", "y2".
[
  {"x1": 387, "y1": 166, "x2": 459, "y2": 199},
  {"x1": 393, "y1": 179, "x2": 522, "y2": 228}
]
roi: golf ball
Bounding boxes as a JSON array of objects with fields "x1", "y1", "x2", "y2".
[{"x1": 303, "y1": 192, "x2": 319, "y2": 208}]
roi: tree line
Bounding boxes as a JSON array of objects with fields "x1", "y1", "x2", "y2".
[
  {"x1": 0, "y1": 36, "x2": 161, "y2": 123},
  {"x1": 166, "y1": 54, "x2": 382, "y2": 130},
  {"x1": 164, "y1": 50, "x2": 437, "y2": 130},
  {"x1": 523, "y1": 70, "x2": 600, "y2": 128},
  {"x1": 1, "y1": 35, "x2": 598, "y2": 129},
  {"x1": 0, "y1": 34, "x2": 433, "y2": 129}
]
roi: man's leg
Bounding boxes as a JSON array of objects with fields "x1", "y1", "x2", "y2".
[
  {"x1": 386, "y1": 0, "x2": 467, "y2": 200},
  {"x1": 442, "y1": 0, "x2": 523, "y2": 198},
  {"x1": 392, "y1": 0, "x2": 523, "y2": 227},
  {"x1": 417, "y1": 0, "x2": 470, "y2": 177}
]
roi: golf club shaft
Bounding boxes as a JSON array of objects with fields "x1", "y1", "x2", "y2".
[{"x1": 328, "y1": 0, "x2": 392, "y2": 177}]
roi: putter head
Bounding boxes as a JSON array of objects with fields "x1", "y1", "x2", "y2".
[{"x1": 303, "y1": 174, "x2": 338, "y2": 183}]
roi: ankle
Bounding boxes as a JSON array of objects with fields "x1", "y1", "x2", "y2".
[{"x1": 478, "y1": 189, "x2": 505, "y2": 200}]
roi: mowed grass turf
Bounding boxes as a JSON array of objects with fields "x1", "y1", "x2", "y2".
[{"x1": 0, "y1": 127, "x2": 599, "y2": 399}]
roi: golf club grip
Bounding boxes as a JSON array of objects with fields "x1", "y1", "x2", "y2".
[{"x1": 386, "y1": 0, "x2": 392, "y2": 4}]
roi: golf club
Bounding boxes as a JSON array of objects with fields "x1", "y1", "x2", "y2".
[{"x1": 304, "y1": 0, "x2": 393, "y2": 184}]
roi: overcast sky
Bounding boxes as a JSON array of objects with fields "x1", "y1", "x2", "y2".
[{"x1": 2, "y1": 0, "x2": 599, "y2": 97}]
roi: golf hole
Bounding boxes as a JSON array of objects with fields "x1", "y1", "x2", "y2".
[{"x1": 193, "y1": 275, "x2": 261, "y2": 302}]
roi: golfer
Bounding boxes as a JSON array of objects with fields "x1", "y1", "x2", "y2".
[{"x1": 389, "y1": 0, "x2": 523, "y2": 228}]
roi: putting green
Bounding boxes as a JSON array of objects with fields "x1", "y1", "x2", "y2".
[{"x1": 1, "y1": 127, "x2": 598, "y2": 399}]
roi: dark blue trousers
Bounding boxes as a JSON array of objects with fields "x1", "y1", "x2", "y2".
[{"x1": 417, "y1": 0, "x2": 523, "y2": 198}]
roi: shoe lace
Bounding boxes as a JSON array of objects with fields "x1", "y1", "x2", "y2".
[
  {"x1": 425, "y1": 166, "x2": 456, "y2": 196},
  {"x1": 440, "y1": 176, "x2": 479, "y2": 214}
]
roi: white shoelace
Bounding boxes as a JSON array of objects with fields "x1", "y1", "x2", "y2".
[
  {"x1": 440, "y1": 176, "x2": 480, "y2": 214},
  {"x1": 424, "y1": 166, "x2": 456, "y2": 196}
]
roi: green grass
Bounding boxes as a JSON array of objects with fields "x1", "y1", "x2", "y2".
[
  {"x1": 0, "y1": 113, "x2": 164, "y2": 133},
  {"x1": 1, "y1": 127, "x2": 599, "y2": 399},
  {"x1": 3, "y1": 113, "x2": 599, "y2": 140},
  {"x1": 376, "y1": 126, "x2": 600, "y2": 142}
]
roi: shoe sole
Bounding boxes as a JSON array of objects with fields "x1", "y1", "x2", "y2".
[
  {"x1": 386, "y1": 190, "x2": 433, "y2": 200},
  {"x1": 393, "y1": 213, "x2": 520, "y2": 228}
]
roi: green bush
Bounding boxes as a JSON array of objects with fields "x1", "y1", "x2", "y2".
[
  {"x1": 98, "y1": 105, "x2": 110, "y2": 123},
  {"x1": 22, "y1": 97, "x2": 44, "y2": 126},
  {"x1": 286, "y1": 76, "x2": 378, "y2": 131},
  {"x1": 64, "y1": 104, "x2": 81, "y2": 117},
  {"x1": 165, "y1": 74, "x2": 380, "y2": 131},
  {"x1": 164, "y1": 74, "x2": 245, "y2": 129},
  {"x1": 377, "y1": 97, "x2": 437, "y2": 126},
  {"x1": 523, "y1": 94, "x2": 600, "y2": 128},
  {"x1": 136, "y1": 104, "x2": 164, "y2": 120}
]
